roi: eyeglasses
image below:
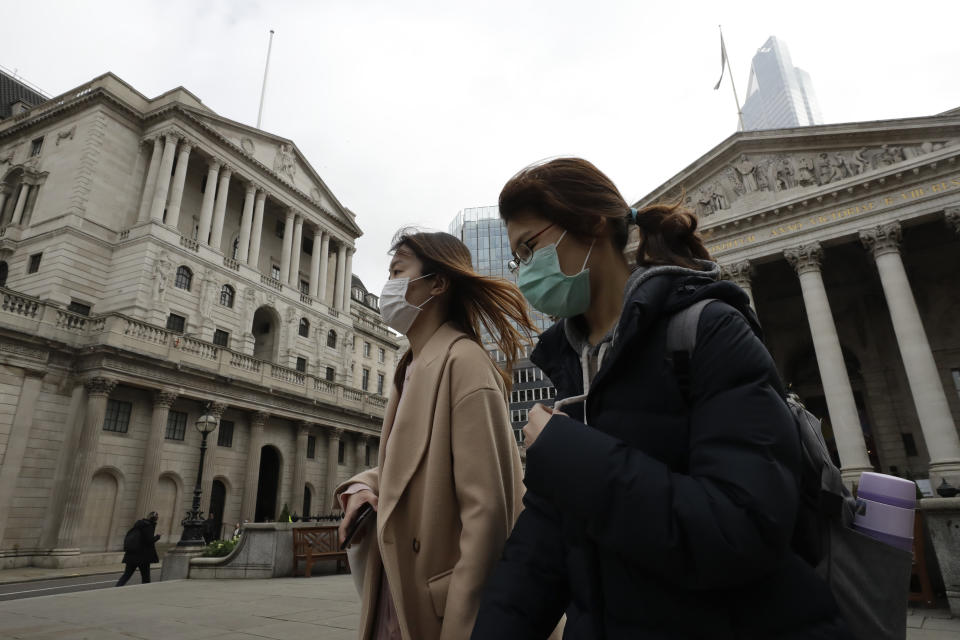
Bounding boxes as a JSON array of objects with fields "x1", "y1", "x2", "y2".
[{"x1": 507, "y1": 223, "x2": 554, "y2": 273}]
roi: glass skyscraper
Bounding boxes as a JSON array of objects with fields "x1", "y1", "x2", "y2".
[
  {"x1": 741, "y1": 36, "x2": 823, "y2": 131},
  {"x1": 449, "y1": 206, "x2": 555, "y2": 443}
]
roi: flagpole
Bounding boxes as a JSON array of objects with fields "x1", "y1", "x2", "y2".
[
  {"x1": 719, "y1": 26, "x2": 746, "y2": 131},
  {"x1": 257, "y1": 29, "x2": 275, "y2": 129}
]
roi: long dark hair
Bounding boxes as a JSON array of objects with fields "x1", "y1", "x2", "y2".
[
  {"x1": 498, "y1": 157, "x2": 711, "y2": 269},
  {"x1": 390, "y1": 229, "x2": 536, "y2": 393}
]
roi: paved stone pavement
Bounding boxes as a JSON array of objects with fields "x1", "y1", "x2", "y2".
[{"x1": 0, "y1": 573, "x2": 958, "y2": 639}]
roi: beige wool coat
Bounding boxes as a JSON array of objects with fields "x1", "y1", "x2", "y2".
[{"x1": 336, "y1": 323, "x2": 525, "y2": 640}]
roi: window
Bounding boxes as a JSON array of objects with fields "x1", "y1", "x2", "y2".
[
  {"x1": 307, "y1": 435, "x2": 316, "y2": 459},
  {"x1": 338, "y1": 440, "x2": 345, "y2": 464},
  {"x1": 363, "y1": 342, "x2": 371, "y2": 358},
  {"x1": 296, "y1": 357, "x2": 307, "y2": 373},
  {"x1": 200, "y1": 175, "x2": 208, "y2": 194},
  {"x1": 275, "y1": 220, "x2": 285, "y2": 238},
  {"x1": 175, "y1": 266, "x2": 192, "y2": 290},
  {"x1": 165, "y1": 410, "x2": 188, "y2": 440},
  {"x1": 67, "y1": 301, "x2": 91, "y2": 316},
  {"x1": 954, "y1": 369, "x2": 960, "y2": 400},
  {"x1": 217, "y1": 420, "x2": 234, "y2": 447},
  {"x1": 299, "y1": 318, "x2": 310, "y2": 337},
  {"x1": 362, "y1": 368, "x2": 370, "y2": 391},
  {"x1": 325, "y1": 366, "x2": 335, "y2": 381},
  {"x1": 365, "y1": 444, "x2": 372, "y2": 466},
  {"x1": 377, "y1": 373, "x2": 384, "y2": 396},
  {"x1": 0, "y1": 261, "x2": 6, "y2": 286},
  {"x1": 213, "y1": 329, "x2": 230, "y2": 347},
  {"x1": 166, "y1": 313, "x2": 186, "y2": 333},
  {"x1": 30, "y1": 137, "x2": 43, "y2": 157},
  {"x1": 327, "y1": 329, "x2": 337, "y2": 348},
  {"x1": 271, "y1": 265, "x2": 281, "y2": 281},
  {"x1": 220, "y1": 285, "x2": 235, "y2": 308},
  {"x1": 378, "y1": 347, "x2": 385, "y2": 364},
  {"x1": 303, "y1": 237, "x2": 313, "y2": 255},
  {"x1": 901, "y1": 433, "x2": 919, "y2": 457},
  {"x1": 299, "y1": 280, "x2": 309, "y2": 295},
  {"x1": 102, "y1": 400, "x2": 132, "y2": 433},
  {"x1": 27, "y1": 253, "x2": 42, "y2": 274}
]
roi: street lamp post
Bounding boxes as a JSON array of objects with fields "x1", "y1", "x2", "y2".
[{"x1": 176, "y1": 410, "x2": 219, "y2": 547}]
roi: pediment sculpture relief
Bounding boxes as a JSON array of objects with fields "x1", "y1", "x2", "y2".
[
  {"x1": 688, "y1": 140, "x2": 953, "y2": 218},
  {"x1": 273, "y1": 143, "x2": 296, "y2": 183}
]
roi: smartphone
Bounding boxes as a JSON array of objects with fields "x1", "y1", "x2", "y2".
[{"x1": 340, "y1": 502, "x2": 374, "y2": 550}]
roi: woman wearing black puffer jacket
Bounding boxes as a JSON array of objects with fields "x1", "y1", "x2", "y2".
[{"x1": 471, "y1": 158, "x2": 852, "y2": 640}]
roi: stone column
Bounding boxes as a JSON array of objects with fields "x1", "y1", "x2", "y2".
[
  {"x1": 946, "y1": 207, "x2": 960, "y2": 236},
  {"x1": 200, "y1": 402, "x2": 228, "y2": 514},
  {"x1": 237, "y1": 184, "x2": 256, "y2": 263},
  {"x1": 0, "y1": 371, "x2": 43, "y2": 548},
  {"x1": 10, "y1": 183, "x2": 30, "y2": 225},
  {"x1": 164, "y1": 140, "x2": 192, "y2": 229},
  {"x1": 325, "y1": 427, "x2": 343, "y2": 513},
  {"x1": 57, "y1": 377, "x2": 118, "y2": 548},
  {"x1": 355, "y1": 433, "x2": 367, "y2": 474},
  {"x1": 341, "y1": 248, "x2": 354, "y2": 311},
  {"x1": 722, "y1": 260, "x2": 756, "y2": 309},
  {"x1": 861, "y1": 223, "x2": 960, "y2": 481},
  {"x1": 134, "y1": 389, "x2": 179, "y2": 520},
  {"x1": 309, "y1": 228, "x2": 324, "y2": 298},
  {"x1": 334, "y1": 243, "x2": 347, "y2": 311},
  {"x1": 197, "y1": 159, "x2": 220, "y2": 244},
  {"x1": 784, "y1": 243, "x2": 873, "y2": 484},
  {"x1": 280, "y1": 209, "x2": 295, "y2": 284},
  {"x1": 248, "y1": 189, "x2": 266, "y2": 268},
  {"x1": 240, "y1": 411, "x2": 268, "y2": 521},
  {"x1": 209, "y1": 165, "x2": 233, "y2": 251},
  {"x1": 137, "y1": 136, "x2": 163, "y2": 223},
  {"x1": 293, "y1": 423, "x2": 310, "y2": 516},
  {"x1": 149, "y1": 134, "x2": 179, "y2": 222},
  {"x1": 318, "y1": 232, "x2": 331, "y2": 303},
  {"x1": 289, "y1": 215, "x2": 304, "y2": 286},
  {"x1": 0, "y1": 185, "x2": 9, "y2": 222}
]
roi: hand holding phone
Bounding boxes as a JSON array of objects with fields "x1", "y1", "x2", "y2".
[{"x1": 340, "y1": 502, "x2": 374, "y2": 550}]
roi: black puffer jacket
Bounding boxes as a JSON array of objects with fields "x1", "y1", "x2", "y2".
[
  {"x1": 122, "y1": 519, "x2": 160, "y2": 565},
  {"x1": 473, "y1": 267, "x2": 851, "y2": 639}
]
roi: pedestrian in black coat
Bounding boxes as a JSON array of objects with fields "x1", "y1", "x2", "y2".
[
  {"x1": 116, "y1": 511, "x2": 161, "y2": 586},
  {"x1": 472, "y1": 158, "x2": 852, "y2": 639}
]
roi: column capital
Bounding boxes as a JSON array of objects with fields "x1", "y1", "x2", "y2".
[
  {"x1": 721, "y1": 259, "x2": 753, "y2": 282},
  {"x1": 219, "y1": 164, "x2": 234, "y2": 177},
  {"x1": 153, "y1": 389, "x2": 179, "y2": 408},
  {"x1": 285, "y1": 208, "x2": 296, "y2": 221},
  {"x1": 251, "y1": 410, "x2": 269, "y2": 429},
  {"x1": 859, "y1": 222, "x2": 902, "y2": 259},
  {"x1": 297, "y1": 421, "x2": 313, "y2": 435},
  {"x1": 244, "y1": 182, "x2": 257, "y2": 196},
  {"x1": 84, "y1": 376, "x2": 117, "y2": 397},
  {"x1": 784, "y1": 242, "x2": 823, "y2": 275},
  {"x1": 208, "y1": 402, "x2": 228, "y2": 418},
  {"x1": 326, "y1": 426, "x2": 344, "y2": 439},
  {"x1": 255, "y1": 187, "x2": 267, "y2": 201},
  {"x1": 207, "y1": 158, "x2": 222, "y2": 171},
  {"x1": 945, "y1": 207, "x2": 960, "y2": 236},
  {"x1": 177, "y1": 139, "x2": 194, "y2": 154}
]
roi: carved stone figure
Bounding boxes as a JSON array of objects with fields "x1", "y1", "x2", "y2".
[
  {"x1": 709, "y1": 182, "x2": 728, "y2": 211},
  {"x1": 796, "y1": 157, "x2": 818, "y2": 187},
  {"x1": 775, "y1": 157, "x2": 796, "y2": 191},
  {"x1": 241, "y1": 137, "x2": 255, "y2": 155},
  {"x1": 734, "y1": 155, "x2": 760, "y2": 193},
  {"x1": 755, "y1": 159, "x2": 771, "y2": 191},
  {"x1": 850, "y1": 147, "x2": 869, "y2": 175},
  {"x1": 154, "y1": 252, "x2": 173, "y2": 303},
  {"x1": 273, "y1": 144, "x2": 296, "y2": 181},
  {"x1": 56, "y1": 125, "x2": 76, "y2": 146},
  {"x1": 829, "y1": 153, "x2": 850, "y2": 181},
  {"x1": 696, "y1": 187, "x2": 714, "y2": 217},
  {"x1": 815, "y1": 153, "x2": 834, "y2": 184},
  {"x1": 199, "y1": 271, "x2": 218, "y2": 318},
  {"x1": 877, "y1": 144, "x2": 905, "y2": 167}
]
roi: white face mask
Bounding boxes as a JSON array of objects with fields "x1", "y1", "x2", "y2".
[{"x1": 379, "y1": 274, "x2": 434, "y2": 335}]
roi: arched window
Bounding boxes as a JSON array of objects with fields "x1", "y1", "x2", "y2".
[
  {"x1": 220, "y1": 284, "x2": 235, "y2": 308},
  {"x1": 0, "y1": 261, "x2": 7, "y2": 287},
  {"x1": 326, "y1": 329, "x2": 337, "y2": 349},
  {"x1": 299, "y1": 318, "x2": 310, "y2": 338},
  {"x1": 175, "y1": 266, "x2": 193, "y2": 291}
]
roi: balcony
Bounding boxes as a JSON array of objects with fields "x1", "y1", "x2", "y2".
[{"x1": 0, "y1": 287, "x2": 388, "y2": 418}]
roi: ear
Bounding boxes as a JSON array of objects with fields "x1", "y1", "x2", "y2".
[{"x1": 429, "y1": 273, "x2": 450, "y2": 297}]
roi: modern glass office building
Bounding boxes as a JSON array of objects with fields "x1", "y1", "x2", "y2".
[
  {"x1": 449, "y1": 206, "x2": 556, "y2": 443},
  {"x1": 741, "y1": 36, "x2": 823, "y2": 131}
]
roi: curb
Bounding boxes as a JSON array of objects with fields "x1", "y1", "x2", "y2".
[{"x1": 0, "y1": 564, "x2": 162, "y2": 586}]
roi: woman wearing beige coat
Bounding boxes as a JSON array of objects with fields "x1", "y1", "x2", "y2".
[{"x1": 336, "y1": 229, "x2": 535, "y2": 640}]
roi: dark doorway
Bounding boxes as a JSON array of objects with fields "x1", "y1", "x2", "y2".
[
  {"x1": 255, "y1": 446, "x2": 280, "y2": 522},
  {"x1": 210, "y1": 480, "x2": 226, "y2": 540},
  {"x1": 303, "y1": 486, "x2": 312, "y2": 518},
  {"x1": 252, "y1": 306, "x2": 280, "y2": 362}
]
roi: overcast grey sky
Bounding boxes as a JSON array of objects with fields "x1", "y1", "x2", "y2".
[{"x1": 4, "y1": 0, "x2": 958, "y2": 294}]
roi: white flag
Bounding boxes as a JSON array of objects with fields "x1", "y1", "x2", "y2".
[{"x1": 713, "y1": 32, "x2": 728, "y2": 90}]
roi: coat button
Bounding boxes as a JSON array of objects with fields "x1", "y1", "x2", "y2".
[{"x1": 412, "y1": 538, "x2": 420, "y2": 553}]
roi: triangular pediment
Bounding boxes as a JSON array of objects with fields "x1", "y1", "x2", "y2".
[{"x1": 637, "y1": 112, "x2": 960, "y2": 221}]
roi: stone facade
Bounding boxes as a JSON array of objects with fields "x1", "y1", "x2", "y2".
[
  {"x1": 0, "y1": 73, "x2": 400, "y2": 567},
  {"x1": 634, "y1": 108, "x2": 960, "y2": 488}
]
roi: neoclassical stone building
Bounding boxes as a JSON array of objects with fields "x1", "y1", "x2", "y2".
[
  {"x1": 633, "y1": 106, "x2": 960, "y2": 488},
  {"x1": 0, "y1": 72, "x2": 400, "y2": 567}
]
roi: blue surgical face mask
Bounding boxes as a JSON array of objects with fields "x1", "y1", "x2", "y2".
[{"x1": 517, "y1": 231, "x2": 594, "y2": 318}]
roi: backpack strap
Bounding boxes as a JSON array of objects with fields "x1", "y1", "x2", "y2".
[{"x1": 666, "y1": 298, "x2": 720, "y2": 402}]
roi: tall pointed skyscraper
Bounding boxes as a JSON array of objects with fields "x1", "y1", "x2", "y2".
[{"x1": 741, "y1": 36, "x2": 823, "y2": 131}]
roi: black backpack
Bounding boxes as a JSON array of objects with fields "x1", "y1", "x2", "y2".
[
  {"x1": 123, "y1": 525, "x2": 142, "y2": 554},
  {"x1": 666, "y1": 299, "x2": 913, "y2": 640}
]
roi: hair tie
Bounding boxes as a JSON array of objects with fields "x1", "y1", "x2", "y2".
[{"x1": 628, "y1": 207, "x2": 638, "y2": 224}]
